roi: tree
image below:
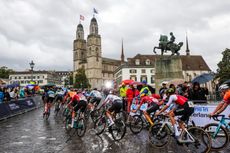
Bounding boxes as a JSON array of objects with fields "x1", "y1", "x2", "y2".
[
  {"x1": 216, "y1": 48, "x2": 230, "y2": 84},
  {"x1": 74, "y1": 68, "x2": 90, "y2": 89},
  {"x1": 0, "y1": 66, "x2": 14, "y2": 79}
]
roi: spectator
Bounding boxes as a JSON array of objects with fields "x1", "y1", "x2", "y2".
[
  {"x1": 3, "y1": 88, "x2": 10, "y2": 102},
  {"x1": 188, "y1": 82, "x2": 209, "y2": 103},
  {"x1": 159, "y1": 83, "x2": 168, "y2": 98},
  {"x1": 0, "y1": 88, "x2": 4, "y2": 103}
]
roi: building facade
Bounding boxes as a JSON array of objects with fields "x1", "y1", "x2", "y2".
[
  {"x1": 73, "y1": 17, "x2": 121, "y2": 89},
  {"x1": 114, "y1": 54, "x2": 213, "y2": 92},
  {"x1": 9, "y1": 71, "x2": 62, "y2": 86}
]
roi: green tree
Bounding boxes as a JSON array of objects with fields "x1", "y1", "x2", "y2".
[
  {"x1": 216, "y1": 48, "x2": 230, "y2": 84},
  {"x1": 0, "y1": 66, "x2": 14, "y2": 79},
  {"x1": 74, "y1": 68, "x2": 90, "y2": 89}
]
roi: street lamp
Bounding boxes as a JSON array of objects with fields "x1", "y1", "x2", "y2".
[{"x1": 29, "y1": 60, "x2": 35, "y2": 81}]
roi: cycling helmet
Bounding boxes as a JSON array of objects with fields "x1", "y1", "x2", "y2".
[
  {"x1": 219, "y1": 84, "x2": 229, "y2": 91},
  {"x1": 142, "y1": 80, "x2": 147, "y2": 84},
  {"x1": 166, "y1": 88, "x2": 175, "y2": 94}
]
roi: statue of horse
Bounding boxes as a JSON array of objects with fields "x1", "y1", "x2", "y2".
[{"x1": 153, "y1": 35, "x2": 183, "y2": 56}]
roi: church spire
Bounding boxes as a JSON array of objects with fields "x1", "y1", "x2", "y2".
[
  {"x1": 121, "y1": 39, "x2": 125, "y2": 64},
  {"x1": 186, "y1": 33, "x2": 190, "y2": 56}
]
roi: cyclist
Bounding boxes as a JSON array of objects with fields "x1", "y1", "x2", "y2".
[
  {"x1": 43, "y1": 87, "x2": 55, "y2": 114},
  {"x1": 133, "y1": 94, "x2": 163, "y2": 126},
  {"x1": 102, "y1": 90, "x2": 123, "y2": 127},
  {"x1": 67, "y1": 90, "x2": 87, "y2": 118},
  {"x1": 88, "y1": 88, "x2": 102, "y2": 111},
  {"x1": 210, "y1": 84, "x2": 230, "y2": 117},
  {"x1": 155, "y1": 88, "x2": 194, "y2": 138},
  {"x1": 139, "y1": 80, "x2": 151, "y2": 97}
]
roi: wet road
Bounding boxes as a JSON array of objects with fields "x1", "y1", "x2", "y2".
[{"x1": 0, "y1": 107, "x2": 229, "y2": 153}]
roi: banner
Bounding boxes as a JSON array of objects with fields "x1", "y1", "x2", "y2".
[
  {"x1": 0, "y1": 98, "x2": 36, "y2": 119},
  {"x1": 191, "y1": 104, "x2": 230, "y2": 127}
]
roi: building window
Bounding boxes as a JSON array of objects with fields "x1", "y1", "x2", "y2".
[
  {"x1": 140, "y1": 75, "x2": 147, "y2": 82},
  {"x1": 129, "y1": 69, "x2": 137, "y2": 73},
  {"x1": 150, "y1": 69, "x2": 154, "y2": 73},
  {"x1": 141, "y1": 69, "x2": 146, "y2": 73},
  {"x1": 151, "y1": 75, "x2": 155, "y2": 84},
  {"x1": 135, "y1": 59, "x2": 140, "y2": 65},
  {"x1": 18, "y1": 76, "x2": 21, "y2": 79},
  {"x1": 146, "y1": 59, "x2": 150, "y2": 65},
  {"x1": 21, "y1": 81, "x2": 24, "y2": 84},
  {"x1": 194, "y1": 73, "x2": 197, "y2": 77},
  {"x1": 15, "y1": 76, "x2": 17, "y2": 79},
  {"x1": 130, "y1": 75, "x2": 137, "y2": 81},
  {"x1": 24, "y1": 76, "x2": 26, "y2": 79},
  {"x1": 10, "y1": 77, "x2": 12, "y2": 80},
  {"x1": 37, "y1": 76, "x2": 40, "y2": 79}
]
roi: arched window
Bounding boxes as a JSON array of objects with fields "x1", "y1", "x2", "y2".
[{"x1": 146, "y1": 59, "x2": 150, "y2": 65}]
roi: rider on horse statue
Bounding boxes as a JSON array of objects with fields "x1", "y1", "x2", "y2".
[{"x1": 153, "y1": 32, "x2": 183, "y2": 56}]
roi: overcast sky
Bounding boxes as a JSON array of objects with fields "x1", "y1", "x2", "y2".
[{"x1": 0, "y1": 0, "x2": 230, "y2": 72}]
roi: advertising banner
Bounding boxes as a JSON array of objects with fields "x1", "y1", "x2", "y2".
[{"x1": 191, "y1": 104, "x2": 230, "y2": 127}]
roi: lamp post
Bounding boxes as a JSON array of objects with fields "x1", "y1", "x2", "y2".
[{"x1": 29, "y1": 60, "x2": 35, "y2": 82}]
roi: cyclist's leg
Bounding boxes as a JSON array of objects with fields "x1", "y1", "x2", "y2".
[{"x1": 145, "y1": 103, "x2": 159, "y2": 126}]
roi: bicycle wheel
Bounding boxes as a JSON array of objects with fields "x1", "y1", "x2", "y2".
[
  {"x1": 94, "y1": 116, "x2": 106, "y2": 135},
  {"x1": 203, "y1": 123, "x2": 229, "y2": 151},
  {"x1": 110, "y1": 119, "x2": 126, "y2": 141},
  {"x1": 181, "y1": 127, "x2": 211, "y2": 153},
  {"x1": 64, "y1": 116, "x2": 72, "y2": 131},
  {"x1": 149, "y1": 123, "x2": 171, "y2": 148},
  {"x1": 76, "y1": 118, "x2": 86, "y2": 137},
  {"x1": 129, "y1": 115, "x2": 143, "y2": 134}
]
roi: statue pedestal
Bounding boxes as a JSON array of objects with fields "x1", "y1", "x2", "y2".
[{"x1": 155, "y1": 56, "x2": 184, "y2": 92}]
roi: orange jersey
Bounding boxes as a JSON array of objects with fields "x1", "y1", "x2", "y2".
[
  {"x1": 223, "y1": 90, "x2": 230, "y2": 104},
  {"x1": 68, "y1": 91, "x2": 76, "y2": 98}
]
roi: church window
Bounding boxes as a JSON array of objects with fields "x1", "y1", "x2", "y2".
[
  {"x1": 96, "y1": 53, "x2": 99, "y2": 61},
  {"x1": 150, "y1": 69, "x2": 155, "y2": 73}
]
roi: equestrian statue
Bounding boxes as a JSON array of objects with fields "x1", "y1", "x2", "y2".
[{"x1": 153, "y1": 32, "x2": 183, "y2": 56}]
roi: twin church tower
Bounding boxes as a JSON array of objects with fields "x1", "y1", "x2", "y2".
[{"x1": 73, "y1": 17, "x2": 123, "y2": 89}]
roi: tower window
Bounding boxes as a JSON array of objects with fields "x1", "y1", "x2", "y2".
[{"x1": 146, "y1": 59, "x2": 150, "y2": 65}]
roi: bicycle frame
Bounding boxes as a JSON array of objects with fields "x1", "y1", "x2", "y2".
[
  {"x1": 213, "y1": 116, "x2": 230, "y2": 138},
  {"x1": 157, "y1": 117, "x2": 196, "y2": 143}
]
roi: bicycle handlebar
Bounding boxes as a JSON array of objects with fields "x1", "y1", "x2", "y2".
[{"x1": 212, "y1": 114, "x2": 225, "y2": 121}]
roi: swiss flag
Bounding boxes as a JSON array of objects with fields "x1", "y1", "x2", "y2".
[{"x1": 80, "y1": 15, "x2": 84, "y2": 21}]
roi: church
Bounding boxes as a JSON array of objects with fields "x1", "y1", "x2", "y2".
[{"x1": 73, "y1": 17, "x2": 123, "y2": 89}]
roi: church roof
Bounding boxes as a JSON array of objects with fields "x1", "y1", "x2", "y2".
[
  {"x1": 77, "y1": 23, "x2": 83, "y2": 28},
  {"x1": 91, "y1": 17, "x2": 97, "y2": 23},
  {"x1": 126, "y1": 54, "x2": 211, "y2": 71},
  {"x1": 102, "y1": 57, "x2": 121, "y2": 66}
]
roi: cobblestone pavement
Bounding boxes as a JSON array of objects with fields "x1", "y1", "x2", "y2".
[{"x1": 0, "y1": 107, "x2": 229, "y2": 153}]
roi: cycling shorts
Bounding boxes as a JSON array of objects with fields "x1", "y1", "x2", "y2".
[
  {"x1": 174, "y1": 102, "x2": 194, "y2": 122},
  {"x1": 90, "y1": 97, "x2": 101, "y2": 106},
  {"x1": 74, "y1": 100, "x2": 87, "y2": 113},
  {"x1": 146, "y1": 103, "x2": 159, "y2": 115},
  {"x1": 56, "y1": 95, "x2": 63, "y2": 102},
  {"x1": 47, "y1": 97, "x2": 54, "y2": 103},
  {"x1": 108, "y1": 100, "x2": 122, "y2": 113}
]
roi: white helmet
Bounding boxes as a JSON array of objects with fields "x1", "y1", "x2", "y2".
[{"x1": 219, "y1": 84, "x2": 229, "y2": 91}]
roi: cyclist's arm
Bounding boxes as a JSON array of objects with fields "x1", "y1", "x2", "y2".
[
  {"x1": 156, "y1": 95, "x2": 175, "y2": 115},
  {"x1": 215, "y1": 102, "x2": 228, "y2": 115},
  {"x1": 211, "y1": 101, "x2": 225, "y2": 115}
]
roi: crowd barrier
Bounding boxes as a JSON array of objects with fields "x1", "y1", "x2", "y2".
[{"x1": 0, "y1": 96, "x2": 43, "y2": 121}]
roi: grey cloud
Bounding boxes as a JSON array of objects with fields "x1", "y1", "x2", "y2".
[{"x1": 1, "y1": 0, "x2": 230, "y2": 72}]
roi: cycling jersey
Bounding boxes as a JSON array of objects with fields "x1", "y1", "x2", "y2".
[
  {"x1": 223, "y1": 90, "x2": 230, "y2": 104},
  {"x1": 47, "y1": 90, "x2": 55, "y2": 98},
  {"x1": 166, "y1": 94, "x2": 187, "y2": 106},
  {"x1": 139, "y1": 96, "x2": 159, "y2": 106},
  {"x1": 89, "y1": 90, "x2": 102, "y2": 99},
  {"x1": 104, "y1": 94, "x2": 122, "y2": 105}
]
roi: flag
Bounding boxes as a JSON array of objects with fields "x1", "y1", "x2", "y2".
[
  {"x1": 80, "y1": 15, "x2": 84, "y2": 21},
  {"x1": 93, "y1": 8, "x2": 98, "y2": 14}
]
